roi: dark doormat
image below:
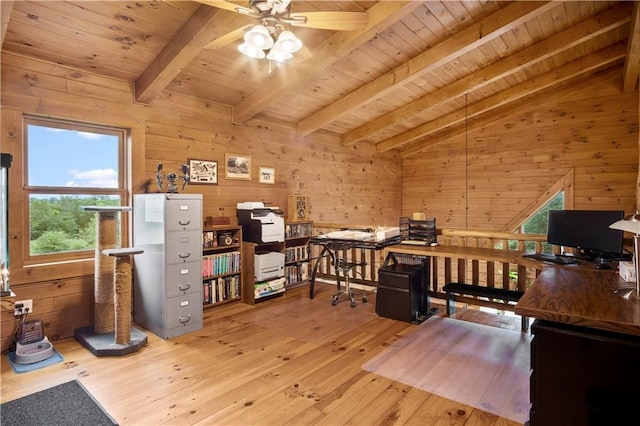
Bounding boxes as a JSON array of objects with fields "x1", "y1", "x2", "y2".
[{"x1": 0, "y1": 379, "x2": 118, "y2": 426}]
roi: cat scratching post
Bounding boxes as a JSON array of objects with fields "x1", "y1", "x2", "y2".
[
  {"x1": 75, "y1": 247, "x2": 147, "y2": 356},
  {"x1": 75, "y1": 206, "x2": 147, "y2": 356},
  {"x1": 81, "y1": 206, "x2": 131, "y2": 333}
]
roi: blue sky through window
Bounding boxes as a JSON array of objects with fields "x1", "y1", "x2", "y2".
[{"x1": 28, "y1": 125, "x2": 119, "y2": 188}]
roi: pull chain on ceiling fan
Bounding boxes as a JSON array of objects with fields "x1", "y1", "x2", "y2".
[{"x1": 196, "y1": 0, "x2": 368, "y2": 62}]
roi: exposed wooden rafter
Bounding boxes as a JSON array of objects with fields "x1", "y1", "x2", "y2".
[
  {"x1": 296, "y1": 1, "x2": 557, "y2": 139},
  {"x1": 399, "y1": 44, "x2": 627, "y2": 158},
  {"x1": 622, "y1": 2, "x2": 640, "y2": 92},
  {"x1": 347, "y1": 4, "x2": 632, "y2": 149},
  {"x1": 135, "y1": 5, "x2": 226, "y2": 104}
]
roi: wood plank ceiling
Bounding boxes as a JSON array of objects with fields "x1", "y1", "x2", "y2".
[{"x1": 1, "y1": 1, "x2": 638, "y2": 157}]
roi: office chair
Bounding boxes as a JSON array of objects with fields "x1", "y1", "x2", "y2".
[{"x1": 329, "y1": 243, "x2": 368, "y2": 308}]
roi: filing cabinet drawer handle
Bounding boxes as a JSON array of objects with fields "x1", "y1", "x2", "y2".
[
  {"x1": 178, "y1": 220, "x2": 191, "y2": 226},
  {"x1": 178, "y1": 283, "x2": 191, "y2": 291},
  {"x1": 179, "y1": 314, "x2": 191, "y2": 324},
  {"x1": 178, "y1": 252, "x2": 191, "y2": 259}
]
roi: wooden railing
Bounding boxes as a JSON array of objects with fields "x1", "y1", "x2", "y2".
[{"x1": 312, "y1": 223, "x2": 548, "y2": 310}]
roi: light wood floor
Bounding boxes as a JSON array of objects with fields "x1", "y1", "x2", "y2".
[{"x1": 1, "y1": 283, "x2": 524, "y2": 426}]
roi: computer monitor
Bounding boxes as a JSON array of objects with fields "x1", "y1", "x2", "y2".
[{"x1": 546, "y1": 209, "x2": 624, "y2": 260}]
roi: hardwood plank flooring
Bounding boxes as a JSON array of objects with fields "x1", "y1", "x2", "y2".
[{"x1": 0, "y1": 283, "x2": 524, "y2": 426}]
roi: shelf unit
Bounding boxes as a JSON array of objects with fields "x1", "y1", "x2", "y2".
[
  {"x1": 202, "y1": 225, "x2": 243, "y2": 309},
  {"x1": 242, "y1": 241, "x2": 286, "y2": 305},
  {"x1": 284, "y1": 221, "x2": 313, "y2": 289}
]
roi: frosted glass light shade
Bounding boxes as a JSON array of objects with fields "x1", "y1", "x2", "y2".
[
  {"x1": 275, "y1": 30, "x2": 302, "y2": 53},
  {"x1": 244, "y1": 25, "x2": 274, "y2": 50},
  {"x1": 238, "y1": 42, "x2": 266, "y2": 59}
]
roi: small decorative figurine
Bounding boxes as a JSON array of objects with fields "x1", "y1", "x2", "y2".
[{"x1": 156, "y1": 163, "x2": 190, "y2": 193}]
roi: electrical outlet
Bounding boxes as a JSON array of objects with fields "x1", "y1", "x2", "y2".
[{"x1": 14, "y1": 299, "x2": 33, "y2": 316}]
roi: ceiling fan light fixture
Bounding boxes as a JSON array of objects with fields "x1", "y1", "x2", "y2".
[
  {"x1": 244, "y1": 24, "x2": 274, "y2": 50},
  {"x1": 275, "y1": 30, "x2": 302, "y2": 53},
  {"x1": 238, "y1": 42, "x2": 266, "y2": 59}
]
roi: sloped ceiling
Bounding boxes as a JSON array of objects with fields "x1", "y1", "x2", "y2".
[{"x1": 2, "y1": 1, "x2": 639, "y2": 156}]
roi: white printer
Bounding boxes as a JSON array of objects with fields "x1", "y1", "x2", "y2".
[
  {"x1": 237, "y1": 202, "x2": 285, "y2": 244},
  {"x1": 254, "y1": 251, "x2": 285, "y2": 282}
]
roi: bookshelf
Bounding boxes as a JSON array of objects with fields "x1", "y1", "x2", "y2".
[
  {"x1": 242, "y1": 241, "x2": 286, "y2": 305},
  {"x1": 202, "y1": 225, "x2": 243, "y2": 309},
  {"x1": 284, "y1": 221, "x2": 313, "y2": 289}
]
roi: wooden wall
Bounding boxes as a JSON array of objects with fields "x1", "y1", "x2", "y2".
[
  {"x1": 0, "y1": 52, "x2": 401, "y2": 349},
  {"x1": 403, "y1": 66, "x2": 639, "y2": 230}
]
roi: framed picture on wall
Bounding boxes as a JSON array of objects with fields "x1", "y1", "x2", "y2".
[
  {"x1": 259, "y1": 167, "x2": 275, "y2": 184},
  {"x1": 225, "y1": 153, "x2": 251, "y2": 180},
  {"x1": 188, "y1": 159, "x2": 218, "y2": 185}
]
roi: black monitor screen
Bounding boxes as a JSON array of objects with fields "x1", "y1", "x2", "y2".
[{"x1": 547, "y1": 209, "x2": 624, "y2": 258}]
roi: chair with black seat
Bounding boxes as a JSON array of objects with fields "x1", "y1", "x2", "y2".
[{"x1": 329, "y1": 242, "x2": 368, "y2": 308}]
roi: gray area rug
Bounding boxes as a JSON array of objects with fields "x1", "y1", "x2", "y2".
[
  {"x1": 0, "y1": 379, "x2": 117, "y2": 426},
  {"x1": 362, "y1": 316, "x2": 531, "y2": 424}
]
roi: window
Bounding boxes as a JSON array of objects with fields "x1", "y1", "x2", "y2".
[
  {"x1": 24, "y1": 116, "x2": 128, "y2": 263},
  {"x1": 509, "y1": 192, "x2": 564, "y2": 252}
]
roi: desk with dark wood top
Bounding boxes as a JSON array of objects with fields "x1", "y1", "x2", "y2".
[{"x1": 515, "y1": 268, "x2": 640, "y2": 426}]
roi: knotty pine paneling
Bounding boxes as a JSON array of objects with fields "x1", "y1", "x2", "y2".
[
  {"x1": 403, "y1": 66, "x2": 638, "y2": 231},
  {"x1": 1, "y1": 51, "x2": 401, "y2": 345}
]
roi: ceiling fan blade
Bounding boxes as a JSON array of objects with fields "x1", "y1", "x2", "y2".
[
  {"x1": 204, "y1": 24, "x2": 252, "y2": 50},
  {"x1": 193, "y1": 0, "x2": 255, "y2": 16},
  {"x1": 288, "y1": 11, "x2": 368, "y2": 31}
]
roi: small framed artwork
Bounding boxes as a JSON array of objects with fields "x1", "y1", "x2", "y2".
[
  {"x1": 225, "y1": 153, "x2": 251, "y2": 180},
  {"x1": 188, "y1": 159, "x2": 218, "y2": 185},
  {"x1": 259, "y1": 167, "x2": 275, "y2": 184}
]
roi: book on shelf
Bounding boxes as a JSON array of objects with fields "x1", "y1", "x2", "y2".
[
  {"x1": 203, "y1": 275, "x2": 241, "y2": 305},
  {"x1": 285, "y1": 245, "x2": 309, "y2": 263},
  {"x1": 285, "y1": 222, "x2": 312, "y2": 239},
  {"x1": 202, "y1": 251, "x2": 241, "y2": 278}
]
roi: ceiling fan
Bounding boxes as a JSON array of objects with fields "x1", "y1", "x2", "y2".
[{"x1": 195, "y1": 0, "x2": 369, "y2": 62}]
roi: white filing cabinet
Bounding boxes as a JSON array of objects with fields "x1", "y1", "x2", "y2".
[{"x1": 133, "y1": 193, "x2": 203, "y2": 339}]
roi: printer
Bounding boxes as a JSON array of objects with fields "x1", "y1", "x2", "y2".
[
  {"x1": 237, "y1": 201, "x2": 285, "y2": 244},
  {"x1": 254, "y1": 251, "x2": 285, "y2": 282}
]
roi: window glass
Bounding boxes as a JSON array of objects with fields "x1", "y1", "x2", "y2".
[{"x1": 25, "y1": 117, "x2": 126, "y2": 259}]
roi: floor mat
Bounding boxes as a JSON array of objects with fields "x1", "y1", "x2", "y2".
[
  {"x1": 0, "y1": 379, "x2": 118, "y2": 425},
  {"x1": 362, "y1": 316, "x2": 531, "y2": 424}
]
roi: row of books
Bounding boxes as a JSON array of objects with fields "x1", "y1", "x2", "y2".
[
  {"x1": 285, "y1": 245, "x2": 309, "y2": 263},
  {"x1": 285, "y1": 222, "x2": 312, "y2": 239},
  {"x1": 285, "y1": 264, "x2": 309, "y2": 285},
  {"x1": 202, "y1": 251, "x2": 241, "y2": 278},
  {"x1": 203, "y1": 275, "x2": 240, "y2": 305}
]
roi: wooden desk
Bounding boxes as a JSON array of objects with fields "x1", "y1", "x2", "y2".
[
  {"x1": 515, "y1": 268, "x2": 640, "y2": 426},
  {"x1": 515, "y1": 267, "x2": 640, "y2": 336}
]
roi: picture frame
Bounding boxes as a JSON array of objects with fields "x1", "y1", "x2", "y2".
[
  {"x1": 188, "y1": 159, "x2": 218, "y2": 185},
  {"x1": 225, "y1": 153, "x2": 251, "y2": 180},
  {"x1": 259, "y1": 167, "x2": 275, "y2": 184}
]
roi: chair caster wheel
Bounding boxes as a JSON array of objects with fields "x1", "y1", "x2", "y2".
[
  {"x1": 362, "y1": 296, "x2": 368, "y2": 303},
  {"x1": 332, "y1": 295, "x2": 338, "y2": 306},
  {"x1": 350, "y1": 301, "x2": 356, "y2": 308}
]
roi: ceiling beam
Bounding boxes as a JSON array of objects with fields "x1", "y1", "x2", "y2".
[
  {"x1": 232, "y1": 1, "x2": 422, "y2": 124},
  {"x1": 135, "y1": 5, "x2": 225, "y2": 104},
  {"x1": 622, "y1": 1, "x2": 640, "y2": 92},
  {"x1": 396, "y1": 44, "x2": 627, "y2": 157},
  {"x1": 296, "y1": 1, "x2": 556, "y2": 138},
  {"x1": 1, "y1": 0, "x2": 14, "y2": 46},
  {"x1": 345, "y1": 3, "x2": 632, "y2": 147}
]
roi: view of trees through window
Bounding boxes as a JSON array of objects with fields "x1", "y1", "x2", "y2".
[
  {"x1": 29, "y1": 195, "x2": 120, "y2": 255},
  {"x1": 508, "y1": 192, "x2": 564, "y2": 252},
  {"x1": 25, "y1": 117, "x2": 126, "y2": 258}
]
